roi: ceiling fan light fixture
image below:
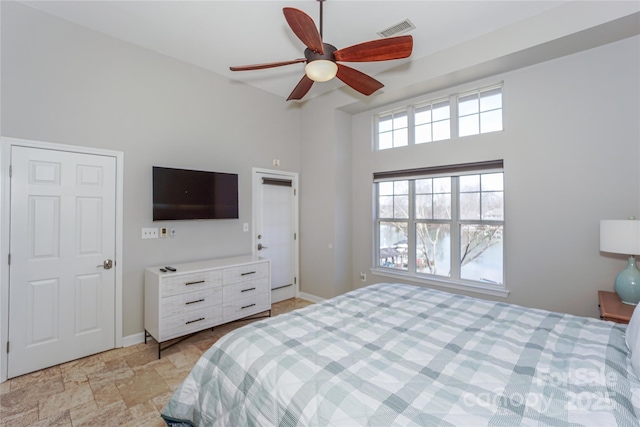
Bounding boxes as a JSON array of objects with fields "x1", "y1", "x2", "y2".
[{"x1": 305, "y1": 60, "x2": 338, "y2": 82}]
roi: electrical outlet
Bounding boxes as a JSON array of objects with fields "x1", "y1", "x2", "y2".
[
  {"x1": 142, "y1": 227, "x2": 158, "y2": 239},
  {"x1": 360, "y1": 272, "x2": 367, "y2": 282},
  {"x1": 160, "y1": 227, "x2": 168, "y2": 238},
  {"x1": 273, "y1": 159, "x2": 280, "y2": 167}
]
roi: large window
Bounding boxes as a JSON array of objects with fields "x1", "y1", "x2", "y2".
[
  {"x1": 376, "y1": 85, "x2": 502, "y2": 151},
  {"x1": 375, "y1": 161, "x2": 505, "y2": 290}
]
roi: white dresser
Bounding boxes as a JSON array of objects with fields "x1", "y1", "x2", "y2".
[{"x1": 144, "y1": 255, "x2": 270, "y2": 357}]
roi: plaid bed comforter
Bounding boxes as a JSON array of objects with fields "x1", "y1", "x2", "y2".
[{"x1": 161, "y1": 283, "x2": 640, "y2": 426}]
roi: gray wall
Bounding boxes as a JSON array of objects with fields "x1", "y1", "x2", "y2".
[
  {"x1": 1, "y1": 2, "x2": 301, "y2": 337},
  {"x1": 351, "y1": 36, "x2": 640, "y2": 318}
]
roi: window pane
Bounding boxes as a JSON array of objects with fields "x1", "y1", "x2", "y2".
[
  {"x1": 379, "y1": 181, "x2": 394, "y2": 195},
  {"x1": 481, "y1": 173, "x2": 503, "y2": 191},
  {"x1": 415, "y1": 123, "x2": 431, "y2": 144},
  {"x1": 481, "y1": 192, "x2": 504, "y2": 220},
  {"x1": 394, "y1": 180, "x2": 409, "y2": 194},
  {"x1": 460, "y1": 175, "x2": 480, "y2": 192},
  {"x1": 460, "y1": 192, "x2": 480, "y2": 220},
  {"x1": 433, "y1": 194, "x2": 451, "y2": 219},
  {"x1": 394, "y1": 113, "x2": 408, "y2": 129},
  {"x1": 432, "y1": 120, "x2": 450, "y2": 141},
  {"x1": 416, "y1": 223, "x2": 450, "y2": 277},
  {"x1": 415, "y1": 179, "x2": 432, "y2": 194},
  {"x1": 480, "y1": 88, "x2": 502, "y2": 111},
  {"x1": 394, "y1": 195, "x2": 409, "y2": 218},
  {"x1": 480, "y1": 109, "x2": 503, "y2": 133},
  {"x1": 379, "y1": 195, "x2": 393, "y2": 218},
  {"x1": 459, "y1": 114, "x2": 479, "y2": 137},
  {"x1": 378, "y1": 116, "x2": 392, "y2": 132},
  {"x1": 379, "y1": 221, "x2": 408, "y2": 270},
  {"x1": 379, "y1": 132, "x2": 392, "y2": 150},
  {"x1": 458, "y1": 94, "x2": 479, "y2": 116},
  {"x1": 460, "y1": 224, "x2": 503, "y2": 284},
  {"x1": 432, "y1": 177, "x2": 451, "y2": 193},
  {"x1": 415, "y1": 106, "x2": 431, "y2": 125},
  {"x1": 432, "y1": 101, "x2": 450, "y2": 121},
  {"x1": 393, "y1": 128, "x2": 408, "y2": 147},
  {"x1": 415, "y1": 194, "x2": 432, "y2": 219}
]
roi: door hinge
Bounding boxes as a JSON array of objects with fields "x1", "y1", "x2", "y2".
[
  {"x1": 294, "y1": 233, "x2": 296, "y2": 240},
  {"x1": 7, "y1": 254, "x2": 10, "y2": 265},
  {"x1": 9, "y1": 165, "x2": 12, "y2": 178},
  {"x1": 6, "y1": 342, "x2": 9, "y2": 353},
  {"x1": 294, "y1": 189, "x2": 297, "y2": 196},
  {"x1": 294, "y1": 277, "x2": 297, "y2": 285}
]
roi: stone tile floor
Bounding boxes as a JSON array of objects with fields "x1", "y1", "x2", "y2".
[{"x1": 0, "y1": 298, "x2": 313, "y2": 427}]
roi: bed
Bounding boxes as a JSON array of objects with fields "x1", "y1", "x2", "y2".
[{"x1": 161, "y1": 283, "x2": 640, "y2": 426}]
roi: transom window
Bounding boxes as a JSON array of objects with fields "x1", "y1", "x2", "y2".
[
  {"x1": 375, "y1": 85, "x2": 502, "y2": 151},
  {"x1": 458, "y1": 87, "x2": 503, "y2": 137},
  {"x1": 378, "y1": 110, "x2": 408, "y2": 150},
  {"x1": 374, "y1": 161, "x2": 505, "y2": 290},
  {"x1": 415, "y1": 100, "x2": 450, "y2": 144}
]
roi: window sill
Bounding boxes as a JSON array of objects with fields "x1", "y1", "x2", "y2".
[{"x1": 370, "y1": 268, "x2": 510, "y2": 298}]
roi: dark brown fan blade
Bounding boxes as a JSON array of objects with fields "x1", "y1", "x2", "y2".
[
  {"x1": 230, "y1": 58, "x2": 306, "y2": 71},
  {"x1": 336, "y1": 64, "x2": 384, "y2": 96},
  {"x1": 283, "y1": 7, "x2": 324, "y2": 54},
  {"x1": 287, "y1": 75, "x2": 314, "y2": 101},
  {"x1": 334, "y1": 35, "x2": 413, "y2": 62}
]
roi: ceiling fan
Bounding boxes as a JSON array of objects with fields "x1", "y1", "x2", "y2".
[{"x1": 229, "y1": 0, "x2": 413, "y2": 101}]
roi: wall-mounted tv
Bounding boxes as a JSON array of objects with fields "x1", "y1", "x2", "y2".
[{"x1": 153, "y1": 166, "x2": 239, "y2": 221}]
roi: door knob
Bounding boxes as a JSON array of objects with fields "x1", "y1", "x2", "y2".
[
  {"x1": 97, "y1": 259, "x2": 113, "y2": 269},
  {"x1": 257, "y1": 243, "x2": 268, "y2": 251}
]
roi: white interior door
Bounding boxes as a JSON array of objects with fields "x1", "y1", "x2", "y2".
[
  {"x1": 8, "y1": 146, "x2": 117, "y2": 378},
  {"x1": 254, "y1": 171, "x2": 298, "y2": 304}
]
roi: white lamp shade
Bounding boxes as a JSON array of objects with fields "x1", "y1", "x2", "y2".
[
  {"x1": 600, "y1": 220, "x2": 640, "y2": 255},
  {"x1": 305, "y1": 60, "x2": 338, "y2": 82}
]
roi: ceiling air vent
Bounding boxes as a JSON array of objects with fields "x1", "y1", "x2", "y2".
[{"x1": 377, "y1": 19, "x2": 415, "y2": 38}]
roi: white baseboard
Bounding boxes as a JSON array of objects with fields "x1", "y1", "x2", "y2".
[
  {"x1": 122, "y1": 332, "x2": 146, "y2": 347},
  {"x1": 298, "y1": 292, "x2": 325, "y2": 304}
]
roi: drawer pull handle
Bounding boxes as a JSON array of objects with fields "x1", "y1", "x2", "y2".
[
  {"x1": 186, "y1": 299, "x2": 205, "y2": 305},
  {"x1": 241, "y1": 271, "x2": 256, "y2": 276},
  {"x1": 185, "y1": 280, "x2": 205, "y2": 286},
  {"x1": 241, "y1": 303, "x2": 256, "y2": 310},
  {"x1": 241, "y1": 287, "x2": 256, "y2": 293},
  {"x1": 186, "y1": 317, "x2": 205, "y2": 325}
]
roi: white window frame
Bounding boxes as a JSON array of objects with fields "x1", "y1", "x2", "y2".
[
  {"x1": 374, "y1": 83, "x2": 503, "y2": 151},
  {"x1": 375, "y1": 109, "x2": 409, "y2": 150},
  {"x1": 372, "y1": 161, "x2": 508, "y2": 298}
]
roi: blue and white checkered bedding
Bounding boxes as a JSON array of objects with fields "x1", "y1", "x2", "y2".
[{"x1": 161, "y1": 283, "x2": 640, "y2": 426}]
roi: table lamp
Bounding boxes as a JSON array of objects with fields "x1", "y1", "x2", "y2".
[{"x1": 600, "y1": 218, "x2": 640, "y2": 305}]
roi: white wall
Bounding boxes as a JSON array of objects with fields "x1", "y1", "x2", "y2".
[
  {"x1": 349, "y1": 36, "x2": 640, "y2": 318},
  {"x1": 1, "y1": 2, "x2": 301, "y2": 337}
]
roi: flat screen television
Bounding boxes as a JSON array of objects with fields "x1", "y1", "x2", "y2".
[{"x1": 153, "y1": 166, "x2": 239, "y2": 221}]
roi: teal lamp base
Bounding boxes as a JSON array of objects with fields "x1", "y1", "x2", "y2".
[{"x1": 614, "y1": 256, "x2": 640, "y2": 305}]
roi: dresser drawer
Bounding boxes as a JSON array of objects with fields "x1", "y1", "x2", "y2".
[
  {"x1": 223, "y1": 292, "x2": 270, "y2": 321},
  {"x1": 223, "y1": 278, "x2": 269, "y2": 302},
  {"x1": 223, "y1": 262, "x2": 268, "y2": 285},
  {"x1": 161, "y1": 287, "x2": 221, "y2": 318},
  {"x1": 160, "y1": 306, "x2": 222, "y2": 341},
  {"x1": 161, "y1": 270, "x2": 222, "y2": 297}
]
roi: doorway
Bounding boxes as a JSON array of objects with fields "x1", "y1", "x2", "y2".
[
  {"x1": 1, "y1": 138, "x2": 123, "y2": 381},
  {"x1": 253, "y1": 168, "x2": 299, "y2": 304}
]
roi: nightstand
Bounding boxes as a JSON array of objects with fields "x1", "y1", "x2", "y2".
[{"x1": 598, "y1": 290, "x2": 635, "y2": 324}]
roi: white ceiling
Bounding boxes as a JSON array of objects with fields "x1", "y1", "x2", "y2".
[{"x1": 20, "y1": 1, "x2": 640, "y2": 103}]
